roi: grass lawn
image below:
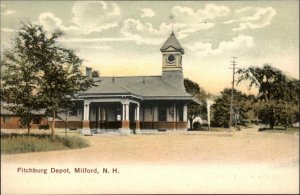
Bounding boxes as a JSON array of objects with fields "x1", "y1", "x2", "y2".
[{"x1": 1, "y1": 132, "x2": 89, "y2": 155}]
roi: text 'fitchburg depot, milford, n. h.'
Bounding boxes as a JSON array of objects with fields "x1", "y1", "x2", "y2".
[{"x1": 17, "y1": 167, "x2": 119, "y2": 175}]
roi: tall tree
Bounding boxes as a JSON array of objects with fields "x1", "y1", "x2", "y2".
[
  {"x1": 1, "y1": 22, "x2": 96, "y2": 136},
  {"x1": 211, "y1": 88, "x2": 254, "y2": 128},
  {"x1": 1, "y1": 35, "x2": 42, "y2": 134},
  {"x1": 184, "y1": 78, "x2": 209, "y2": 129},
  {"x1": 237, "y1": 64, "x2": 299, "y2": 129}
]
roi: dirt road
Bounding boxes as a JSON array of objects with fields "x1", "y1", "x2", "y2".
[
  {"x1": 2, "y1": 128, "x2": 298, "y2": 165},
  {"x1": 1, "y1": 128, "x2": 299, "y2": 194}
]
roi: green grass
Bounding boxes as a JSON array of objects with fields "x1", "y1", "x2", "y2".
[
  {"x1": 188, "y1": 127, "x2": 231, "y2": 132},
  {"x1": 1, "y1": 133, "x2": 89, "y2": 155},
  {"x1": 258, "y1": 126, "x2": 299, "y2": 134}
]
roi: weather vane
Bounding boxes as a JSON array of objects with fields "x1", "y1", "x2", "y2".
[{"x1": 169, "y1": 13, "x2": 175, "y2": 32}]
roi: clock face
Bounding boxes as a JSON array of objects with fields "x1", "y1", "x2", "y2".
[{"x1": 167, "y1": 54, "x2": 175, "y2": 63}]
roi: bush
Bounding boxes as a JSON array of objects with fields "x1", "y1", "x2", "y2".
[
  {"x1": 1, "y1": 133, "x2": 89, "y2": 154},
  {"x1": 193, "y1": 122, "x2": 202, "y2": 130},
  {"x1": 39, "y1": 125, "x2": 49, "y2": 130},
  {"x1": 53, "y1": 135, "x2": 89, "y2": 148}
]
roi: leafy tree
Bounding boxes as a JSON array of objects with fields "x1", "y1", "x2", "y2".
[
  {"x1": 211, "y1": 88, "x2": 254, "y2": 128},
  {"x1": 184, "y1": 78, "x2": 209, "y2": 129},
  {"x1": 1, "y1": 22, "x2": 96, "y2": 136},
  {"x1": 237, "y1": 64, "x2": 299, "y2": 129},
  {"x1": 1, "y1": 25, "x2": 44, "y2": 134}
]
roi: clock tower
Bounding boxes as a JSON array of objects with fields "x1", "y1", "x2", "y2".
[{"x1": 160, "y1": 31, "x2": 185, "y2": 90}]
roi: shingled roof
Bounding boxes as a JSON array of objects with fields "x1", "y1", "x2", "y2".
[
  {"x1": 160, "y1": 32, "x2": 184, "y2": 54},
  {"x1": 78, "y1": 76, "x2": 193, "y2": 101}
]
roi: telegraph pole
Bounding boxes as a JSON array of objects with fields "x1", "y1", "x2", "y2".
[{"x1": 229, "y1": 57, "x2": 237, "y2": 129}]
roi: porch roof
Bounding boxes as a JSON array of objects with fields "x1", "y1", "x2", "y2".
[
  {"x1": 0, "y1": 106, "x2": 45, "y2": 115},
  {"x1": 78, "y1": 76, "x2": 194, "y2": 101}
]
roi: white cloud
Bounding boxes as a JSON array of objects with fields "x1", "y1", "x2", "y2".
[
  {"x1": 39, "y1": 12, "x2": 78, "y2": 32},
  {"x1": 121, "y1": 19, "x2": 169, "y2": 45},
  {"x1": 224, "y1": 7, "x2": 277, "y2": 31},
  {"x1": 71, "y1": 1, "x2": 121, "y2": 34},
  {"x1": 81, "y1": 46, "x2": 111, "y2": 50},
  {"x1": 1, "y1": 3, "x2": 16, "y2": 15},
  {"x1": 171, "y1": 4, "x2": 230, "y2": 38},
  {"x1": 121, "y1": 4, "x2": 230, "y2": 45},
  {"x1": 186, "y1": 34, "x2": 254, "y2": 56},
  {"x1": 59, "y1": 37, "x2": 132, "y2": 43},
  {"x1": 38, "y1": 1, "x2": 121, "y2": 35},
  {"x1": 172, "y1": 4, "x2": 230, "y2": 22},
  {"x1": 1, "y1": 27, "x2": 18, "y2": 32},
  {"x1": 141, "y1": 8, "x2": 155, "y2": 18},
  {"x1": 1, "y1": 9, "x2": 16, "y2": 15}
]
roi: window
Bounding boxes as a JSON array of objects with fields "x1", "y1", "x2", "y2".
[
  {"x1": 69, "y1": 108, "x2": 78, "y2": 116},
  {"x1": 69, "y1": 102, "x2": 83, "y2": 116},
  {"x1": 3, "y1": 116, "x2": 11, "y2": 124},
  {"x1": 178, "y1": 106, "x2": 184, "y2": 122},
  {"x1": 158, "y1": 108, "x2": 167, "y2": 121},
  {"x1": 33, "y1": 117, "x2": 41, "y2": 124}
]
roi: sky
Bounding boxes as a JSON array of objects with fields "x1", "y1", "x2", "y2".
[{"x1": 1, "y1": 0, "x2": 299, "y2": 95}]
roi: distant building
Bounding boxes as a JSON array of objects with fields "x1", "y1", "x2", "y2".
[{"x1": 0, "y1": 106, "x2": 48, "y2": 130}]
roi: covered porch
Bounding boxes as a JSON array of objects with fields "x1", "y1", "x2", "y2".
[
  {"x1": 81, "y1": 97, "x2": 141, "y2": 135},
  {"x1": 79, "y1": 98, "x2": 188, "y2": 135}
]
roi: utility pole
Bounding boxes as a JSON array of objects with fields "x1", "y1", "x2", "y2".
[{"x1": 229, "y1": 57, "x2": 237, "y2": 130}]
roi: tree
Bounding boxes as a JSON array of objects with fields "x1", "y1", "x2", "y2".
[
  {"x1": 184, "y1": 78, "x2": 209, "y2": 129},
  {"x1": 237, "y1": 64, "x2": 299, "y2": 129},
  {"x1": 211, "y1": 88, "x2": 254, "y2": 128},
  {"x1": 1, "y1": 44, "x2": 42, "y2": 134},
  {"x1": 1, "y1": 22, "x2": 96, "y2": 136}
]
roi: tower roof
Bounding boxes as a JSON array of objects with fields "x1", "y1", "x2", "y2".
[{"x1": 160, "y1": 31, "x2": 184, "y2": 54}]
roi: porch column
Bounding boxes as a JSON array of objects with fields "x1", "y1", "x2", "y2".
[
  {"x1": 183, "y1": 104, "x2": 188, "y2": 130},
  {"x1": 135, "y1": 104, "x2": 140, "y2": 134},
  {"x1": 97, "y1": 106, "x2": 102, "y2": 133},
  {"x1": 125, "y1": 104, "x2": 129, "y2": 121},
  {"x1": 120, "y1": 101, "x2": 130, "y2": 135},
  {"x1": 82, "y1": 100, "x2": 91, "y2": 135},
  {"x1": 122, "y1": 103, "x2": 129, "y2": 122},
  {"x1": 173, "y1": 103, "x2": 176, "y2": 131},
  {"x1": 122, "y1": 104, "x2": 125, "y2": 121},
  {"x1": 183, "y1": 104, "x2": 188, "y2": 122}
]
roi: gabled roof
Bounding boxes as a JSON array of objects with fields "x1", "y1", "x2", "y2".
[
  {"x1": 160, "y1": 32, "x2": 184, "y2": 54},
  {"x1": 78, "y1": 76, "x2": 193, "y2": 101}
]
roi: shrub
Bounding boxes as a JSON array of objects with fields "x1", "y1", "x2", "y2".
[
  {"x1": 193, "y1": 121, "x2": 202, "y2": 130},
  {"x1": 1, "y1": 133, "x2": 89, "y2": 154},
  {"x1": 53, "y1": 135, "x2": 89, "y2": 148}
]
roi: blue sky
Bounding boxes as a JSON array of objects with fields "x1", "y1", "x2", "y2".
[{"x1": 1, "y1": 1, "x2": 299, "y2": 94}]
